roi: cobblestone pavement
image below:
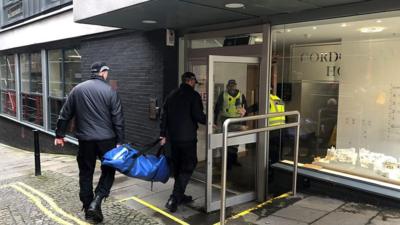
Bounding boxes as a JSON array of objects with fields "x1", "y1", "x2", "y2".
[{"x1": 0, "y1": 171, "x2": 161, "y2": 225}]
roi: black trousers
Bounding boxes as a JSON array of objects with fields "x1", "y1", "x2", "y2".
[
  {"x1": 170, "y1": 141, "x2": 197, "y2": 203},
  {"x1": 77, "y1": 138, "x2": 116, "y2": 207}
]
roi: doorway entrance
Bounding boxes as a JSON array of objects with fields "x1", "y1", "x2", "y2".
[{"x1": 189, "y1": 55, "x2": 263, "y2": 212}]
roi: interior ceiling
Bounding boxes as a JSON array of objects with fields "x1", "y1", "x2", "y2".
[
  {"x1": 79, "y1": 0, "x2": 368, "y2": 31},
  {"x1": 272, "y1": 15, "x2": 400, "y2": 47}
]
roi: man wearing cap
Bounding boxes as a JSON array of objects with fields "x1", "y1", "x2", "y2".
[
  {"x1": 160, "y1": 72, "x2": 206, "y2": 212},
  {"x1": 214, "y1": 79, "x2": 247, "y2": 170},
  {"x1": 54, "y1": 62, "x2": 125, "y2": 223}
]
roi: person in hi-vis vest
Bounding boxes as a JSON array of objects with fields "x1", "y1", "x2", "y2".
[
  {"x1": 268, "y1": 93, "x2": 286, "y2": 167},
  {"x1": 214, "y1": 79, "x2": 247, "y2": 170}
]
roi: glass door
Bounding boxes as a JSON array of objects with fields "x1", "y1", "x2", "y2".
[{"x1": 206, "y1": 55, "x2": 260, "y2": 212}]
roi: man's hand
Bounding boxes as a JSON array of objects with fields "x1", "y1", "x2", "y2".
[
  {"x1": 238, "y1": 107, "x2": 246, "y2": 117},
  {"x1": 54, "y1": 138, "x2": 65, "y2": 147},
  {"x1": 160, "y1": 137, "x2": 166, "y2": 146}
]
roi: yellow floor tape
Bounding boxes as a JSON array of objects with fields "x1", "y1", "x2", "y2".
[
  {"x1": 118, "y1": 196, "x2": 190, "y2": 225},
  {"x1": 16, "y1": 182, "x2": 90, "y2": 225},
  {"x1": 213, "y1": 192, "x2": 291, "y2": 225}
]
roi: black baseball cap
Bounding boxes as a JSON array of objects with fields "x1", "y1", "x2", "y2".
[
  {"x1": 90, "y1": 61, "x2": 110, "y2": 73},
  {"x1": 181, "y1": 72, "x2": 198, "y2": 83},
  {"x1": 227, "y1": 79, "x2": 237, "y2": 85}
]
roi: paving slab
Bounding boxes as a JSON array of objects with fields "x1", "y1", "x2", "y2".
[
  {"x1": 253, "y1": 215, "x2": 309, "y2": 225},
  {"x1": 273, "y1": 204, "x2": 327, "y2": 223},
  {"x1": 293, "y1": 196, "x2": 344, "y2": 212},
  {"x1": 369, "y1": 209, "x2": 400, "y2": 225},
  {"x1": 311, "y1": 203, "x2": 379, "y2": 225}
]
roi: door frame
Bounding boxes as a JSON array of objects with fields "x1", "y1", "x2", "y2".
[
  {"x1": 206, "y1": 55, "x2": 260, "y2": 212},
  {"x1": 183, "y1": 24, "x2": 272, "y2": 212}
]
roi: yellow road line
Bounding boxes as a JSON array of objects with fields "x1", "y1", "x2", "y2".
[
  {"x1": 9, "y1": 184, "x2": 74, "y2": 225},
  {"x1": 118, "y1": 196, "x2": 190, "y2": 225},
  {"x1": 213, "y1": 192, "x2": 291, "y2": 225},
  {"x1": 16, "y1": 182, "x2": 90, "y2": 225}
]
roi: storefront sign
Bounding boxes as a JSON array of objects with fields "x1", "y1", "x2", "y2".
[{"x1": 291, "y1": 43, "x2": 341, "y2": 81}]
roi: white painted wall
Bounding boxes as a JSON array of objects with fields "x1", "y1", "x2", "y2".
[
  {"x1": 0, "y1": 10, "x2": 118, "y2": 51},
  {"x1": 73, "y1": 0, "x2": 150, "y2": 21}
]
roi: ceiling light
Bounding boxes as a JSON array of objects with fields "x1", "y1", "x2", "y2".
[
  {"x1": 142, "y1": 20, "x2": 157, "y2": 24},
  {"x1": 286, "y1": 29, "x2": 292, "y2": 32},
  {"x1": 254, "y1": 37, "x2": 263, "y2": 43},
  {"x1": 225, "y1": 3, "x2": 245, "y2": 8},
  {"x1": 376, "y1": 19, "x2": 382, "y2": 23},
  {"x1": 312, "y1": 26, "x2": 317, "y2": 30},
  {"x1": 360, "y1": 26, "x2": 385, "y2": 33},
  {"x1": 341, "y1": 23, "x2": 347, "y2": 27}
]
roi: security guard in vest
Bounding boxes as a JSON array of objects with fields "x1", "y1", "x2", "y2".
[
  {"x1": 214, "y1": 79, "x2": 247, "y2": 170},
  {"x1": 268, "y1": 92, "x2": 286, "y2": 166}
]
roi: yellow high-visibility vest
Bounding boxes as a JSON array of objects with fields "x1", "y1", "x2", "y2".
[
  {"x1": 222, "y1": 91, "x2": 242, "y2": 118},
  {"x1": 269, "y1": 94, "x2": 285, "y2": 126}
]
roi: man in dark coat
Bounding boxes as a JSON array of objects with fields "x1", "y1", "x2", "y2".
[
  {"x1": 54, "y1": 62, "x2": 125, "y2": 223},
  {"x1": 160, "y1": 72, "x2": 206, "y2": 212}
]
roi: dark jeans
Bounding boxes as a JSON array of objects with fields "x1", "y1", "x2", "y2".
[
  {"x1": 170, "y1": 141, "x2": 197, "y2": 203},
  {"x1": 77, "y1": 138, "x2": 116, "y2": 207},
  {"x1": 227, "y1": 145, "x2": 239, "y2": 169}
]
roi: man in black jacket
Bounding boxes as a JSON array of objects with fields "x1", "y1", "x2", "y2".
[
  {"x1": 160, "y1": 72, "x2": 206, "y2": 212},
  {"x1": 54, "y1": 62, "x2": 125, "y2": 223}
]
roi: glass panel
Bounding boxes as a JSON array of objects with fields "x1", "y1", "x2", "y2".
[
  {"x1": 20, "y1": 52, "x2": 43, "y2": 126},
  {"x1": 63, "y1": 48, "x2": 82, "y2": 93},
  {"x1": 272, "y1": 14, "x2": 400, "y2": 185},
  {"x1": 0, "y1": 55, "x2": 16, "y2": 116},
  {"x1": 48, "y1": 49, "x2": 62, "y2": 130},
  {"x1": 211, "y1": 61, "x2": 259, "y2": 201},
  {"x1": 47, "y1": 48, "x2": 81, "y2": 133}
]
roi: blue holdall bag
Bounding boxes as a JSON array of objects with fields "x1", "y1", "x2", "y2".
[{"x1": 102, "y1": 140, "x2": 170, "y2": 183}]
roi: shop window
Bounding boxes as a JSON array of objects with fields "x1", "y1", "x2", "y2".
[
  {"x1": 48, "y1": 48, "x2": 81, "y2": 134},
  {"x1": 0, "y1": 55, "x2": 16, "y2": 117},
  {"x1": 272, "y1": 13, "x2": 400, "y2": 186},
  {"x1": 20, "y1": 52, "x2": 43, "y2": 126}
]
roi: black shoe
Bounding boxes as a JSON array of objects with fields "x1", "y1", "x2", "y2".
[
  {"x1": 165, "y1": 196, "x2": 178, "y2": 213},
  {"x1": 82, "y1": 205, "x2": 90, "y2": 220},
  {"x1": 86, "y1": 195, "x2": 104, "y2": 223},
  {"x1": 180, "y1": 195, "x2": 193, "y2": 204}
]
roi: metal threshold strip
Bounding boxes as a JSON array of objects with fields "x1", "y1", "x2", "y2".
[{"x1": 273, "y1": 161, "x2": 400, "y2": 199}]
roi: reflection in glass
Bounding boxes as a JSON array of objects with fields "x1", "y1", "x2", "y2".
[
  {"x1": 20, "y1": 53, "x2": 43, "y2": 126},
  {"x1": 0, "y1": 55, "x2": 16, "y2": 117},
  {"x1": 48, "y1": 48, "x2": 81, "y2": 134}
]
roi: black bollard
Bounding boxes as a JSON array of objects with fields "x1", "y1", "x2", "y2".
[{"x1": 33, "y1": 130, "x2": 41, "y2": 176}]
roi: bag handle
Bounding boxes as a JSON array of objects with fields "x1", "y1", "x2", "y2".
[
  {"x1": 129, "y1": 138, "x2": 160, "y2": 149},
  {"x1": 130, "y1": 139, "x2": 162, "y2": 159}
]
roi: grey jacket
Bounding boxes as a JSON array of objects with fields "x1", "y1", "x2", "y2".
[{"x1": 55, "y1": 76, "x2": 125, "y2": 144}]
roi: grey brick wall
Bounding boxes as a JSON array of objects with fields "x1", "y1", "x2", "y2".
[
  {"x1": 80, "y1": 30, "x2": 178, "y2": 145},
  {"x1": 0, "y1": 29, "x2": 178, "y2": 153}
]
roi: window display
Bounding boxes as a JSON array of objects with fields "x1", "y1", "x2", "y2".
[{"x1": 272, "y1": 12, "x2": 400, "y2": 187}]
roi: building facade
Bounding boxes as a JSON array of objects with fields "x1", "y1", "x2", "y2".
[
  {"x1": 2, "y1": 0, "x2": 400, "y2": 212},
  {"x1": 0, "y1": 2, "x2": 178, "y2": 153}
]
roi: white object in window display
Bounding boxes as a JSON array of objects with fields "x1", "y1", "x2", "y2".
[
  {"x1": 325, "y1": 147, "x2": 358, "y2": 165},
  {"x1": 373, "y1": 156, "x2": 400, "y2": 180},
  {"x1": 359, "y1": 148, "x2": 384, "y2": 169}
]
